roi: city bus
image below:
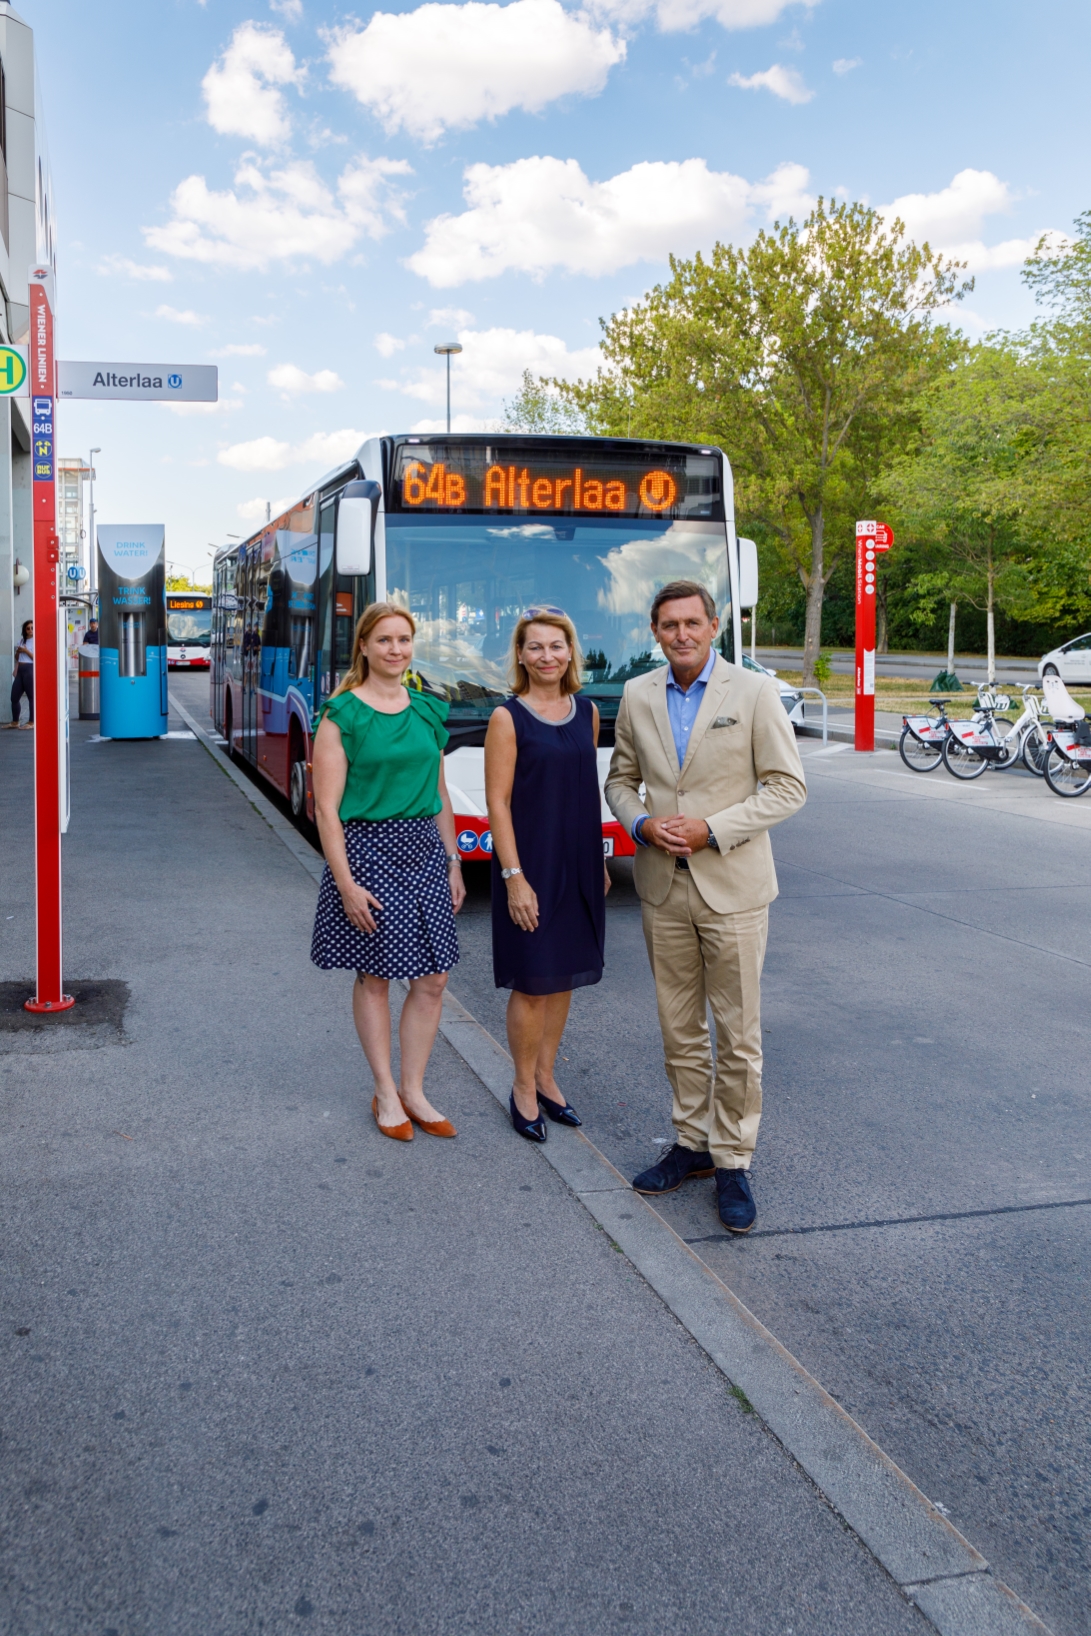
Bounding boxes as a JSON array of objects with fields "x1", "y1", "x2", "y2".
[
  {"x1": 210, "y1": 434, "x2": 757, "y2": 860},
  {"x1": 166, "y1": 593, "x2": 212, "y2": 669}
]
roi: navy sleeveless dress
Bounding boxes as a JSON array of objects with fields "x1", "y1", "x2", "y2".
[{"x1": 491, "y1": 694, "x2": 606, "y2": 995}]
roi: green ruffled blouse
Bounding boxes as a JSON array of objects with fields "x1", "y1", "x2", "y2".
[{"x1": 322, "y1": 688, "x2": 450, "y2": 823}]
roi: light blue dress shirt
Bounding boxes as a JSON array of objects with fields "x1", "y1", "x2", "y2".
[{"x1": 633, "y1": 651, "x2": 716, "y2": 845}]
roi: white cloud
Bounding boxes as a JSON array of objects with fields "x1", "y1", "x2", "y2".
[
  {"x1": 98, "y1": 254, "x2": 172, "y2": 283},
  {"x1": 728, "y1": 62, "x2": 813, "y2": 102},
  {"x1": 327, "y1": 0, "x2": 625, "y2": 142},
  {"x1": 383, "y1": 325, "x2": 601, "y2": 410},
  {"x1": 375, "y1": 332, "x2": 407, "y2": 357},
  {"x1": 237, "y1": 493, "x2": 296, "y2": 520},
  {"x1": 154, "y1": 304, "x2": 207, "y2": 326},
  {"x1": 210, "y1": 343, "x2": 268, "y2": 357},
  {"x1": 202, "y1": 22, "x2": 302, "y2": 147},
  {"x1": 410, "y1": 414, "x2": 498, "y2": 433},
  {"x1": 591, "y1": 0, "x2": 819, "y2": 33},
  {"x1": 408, "y1": 155, "x2": 813, "y2": 285},
  {"x1": 832, "y1": 56, "x2": 861, "y2": 74},
  {"x1": 268, "y1": 362, "x2": 345, "y2": 393},
  {"x1": 879, "y1": 168, "x2": 1058, "y2": 272},
  {"x1": 428, "y1": 306, "x2": 475, "y2": 329},
  {"x1": 269, "y1": 0, "x2": 303, "y2": 19},
  {"x1": 218, "y1": 428, "x2": 372, "y2": 472},
  {"x1": 144, "y1": 154, "x2": 412, "y2": 271}
]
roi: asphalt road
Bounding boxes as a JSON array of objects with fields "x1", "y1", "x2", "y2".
[
  {"x1": 139, "y1": 674, "x2": 1091, "y2": 1632},
  {"x1": 0, "y1": 685, "x2": 931, "y2": 1636},
  {"x1": 756, "y1": 648, "x2": 1042, "y2": 684},
  {"x1": 445, "y1": 737, "x2": 1091, "y2": 1636}
]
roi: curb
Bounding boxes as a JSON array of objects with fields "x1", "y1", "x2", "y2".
[
  {"x1": 797, "y1": 720, "x2": 901, "y2": 750},
  {"x1": 176, "y1": 690, "x2": 1056, "y2": 1636}
]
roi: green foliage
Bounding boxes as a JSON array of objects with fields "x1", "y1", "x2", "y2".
[
  {"x1": 557, "y1": 198, "x2": 969, "y2": 681},
  {"x1": 813, "y1": 650, "x2": 833, "y2": 685},
  {"x1": 501, "y1": 369, "x2": 585, "y2": 435},
  {"x1": 166, "y1": 573, "x2": 211, "y2": 591}
]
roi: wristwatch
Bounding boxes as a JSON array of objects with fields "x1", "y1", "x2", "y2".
[
  {"x1": 501, "y1": 866, "x2": 523, "y2": 880},
  {"x1": 705, "y1": 825, "x2": 719, "y2": 850},
  {"x1": 446, "y1": 852, "x2": 463, "y2": 867}
]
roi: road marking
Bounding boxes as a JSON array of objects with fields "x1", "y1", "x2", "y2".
[{"x1": 180, "y1": 690, "x2": 1058, "y2": 1636}]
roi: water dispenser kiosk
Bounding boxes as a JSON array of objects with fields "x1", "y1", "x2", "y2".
[{"x1": 97, "y1": 525, "x2": 168, "y2": 738}]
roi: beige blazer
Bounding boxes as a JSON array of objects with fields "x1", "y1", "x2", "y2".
[{"x1": 605, "y1": 655, "x2": 807, "y2": 914}]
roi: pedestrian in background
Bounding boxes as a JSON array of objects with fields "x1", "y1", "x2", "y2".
[
  {"x1": 84, "y1": 618, "x2": 99, "y2": 646},
  {"x1": 311, "y1": 602, "x2": 465, "y2": 1142},
  {"x1": 485, "y1": 606, "x2": 607, "y2": 1143},
  {"x1": 605, "y1": 581, "x2": 806, "y2": 1232},
  {"x1": 9, "y1": 619, "x2": 33, "y2": 729}
]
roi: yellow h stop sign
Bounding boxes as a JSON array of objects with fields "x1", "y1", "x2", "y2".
[{"x1": 0, "y1": 345, "x2": 28, "y2": 395}]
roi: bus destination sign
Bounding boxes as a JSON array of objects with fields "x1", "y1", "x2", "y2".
[{"x1": 389, "y1": 442, "x2": 723, "y2": 521}]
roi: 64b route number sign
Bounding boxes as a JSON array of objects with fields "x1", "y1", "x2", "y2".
[{"x1": 854, "y1": 519, "x2": 896, "y2": 753}]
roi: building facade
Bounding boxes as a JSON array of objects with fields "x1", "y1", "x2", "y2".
[{"x1": 0, "y1": 3, "x2": 56, "y2": 690}]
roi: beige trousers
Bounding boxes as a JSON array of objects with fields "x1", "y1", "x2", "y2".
[{"x1": 641, "y1": 868, "x2": 768, "y2": 1171}]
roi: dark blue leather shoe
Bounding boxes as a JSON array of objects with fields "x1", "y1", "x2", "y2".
[
  {"x1": 537, "y1": 1091, "x2": 582, "y2": 1127},
  {"x1": 716, "y1": 1168, "x2": 756, "y2": 1234},
  {"x1": 632, "y1": 1143, "x2": 714, "y2": 1195},
  {"x1": 510, "y1": 1090, "x2": 547, "y2": 1143}
]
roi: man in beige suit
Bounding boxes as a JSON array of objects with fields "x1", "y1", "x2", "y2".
[{"x1": 605, "y1": 581, "x2": 806, "y2": 1232}]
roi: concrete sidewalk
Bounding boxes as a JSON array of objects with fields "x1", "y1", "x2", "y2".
[{"x1": 0, "y1": 707, "x2": 930, "y2": 1634}]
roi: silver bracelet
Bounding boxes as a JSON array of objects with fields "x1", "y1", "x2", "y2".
[
  {"x1": 501, "y1": 866, "x2": 522, "y2": 880},
  {"x1": 446, "y1": 852, "x2": 462, "y2": 867}
]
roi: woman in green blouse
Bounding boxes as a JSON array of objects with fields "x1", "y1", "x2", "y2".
[{"x1": 311, "y1": 603, "x2": 465, "y2": 1142}]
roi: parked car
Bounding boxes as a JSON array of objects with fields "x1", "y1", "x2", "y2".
[
  {"x1": 1039, "y1": 635, "x2": 1091, "y2": 685},
  {"x1": 741, "y1": 652, "x2": 805, "y2": 724}
]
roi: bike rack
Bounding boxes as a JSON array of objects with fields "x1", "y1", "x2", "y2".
[{"x1": 799, "y1": 687, "x2": 829, "y2": 745}]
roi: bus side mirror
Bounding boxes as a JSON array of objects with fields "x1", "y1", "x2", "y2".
[
  {"x1": 738, "y1": 537, "x2": 759, "y2": 609},
  {"x1": 336, "y1": 480, "x2": 381, "y2": 576}
]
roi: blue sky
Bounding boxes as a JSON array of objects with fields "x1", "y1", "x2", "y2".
[{"x1": 32, "y1": 0, "x2": 1091, "y2": 579}]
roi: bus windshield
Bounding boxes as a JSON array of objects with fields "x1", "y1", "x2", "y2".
[
  {"x1": 167, "y1": 608, "x2": 212, "y2": 647},
  {"x1": 385, "y1": 513, "x2": 731, "y2": 718}
]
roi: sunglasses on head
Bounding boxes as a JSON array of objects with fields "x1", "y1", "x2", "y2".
[{"x1": 521, "y1": 605, "x2": 567, "y2": 620}]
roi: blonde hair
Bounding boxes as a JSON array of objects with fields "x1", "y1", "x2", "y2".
[
  {"x1": 331, "y1": 601, "x2": 416, "y2": 698},
  {"x1": 509, "y1": 609, "x2": 583, "y2": 697}
]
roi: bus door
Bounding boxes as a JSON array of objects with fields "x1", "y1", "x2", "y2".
[
  {"x1": 241, "y1": 544, "x2": 267, "y2": 763},
  {"x1": 314, "y1": 494, "x2": 375, "y2": 714}
]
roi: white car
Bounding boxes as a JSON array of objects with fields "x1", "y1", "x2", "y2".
[
  {"x1": 1039, "y1": 635, "x2": 1091, "y2": 685},
  {"x1": 741, "y1": 652, "x2": 805, "y2": 724}
]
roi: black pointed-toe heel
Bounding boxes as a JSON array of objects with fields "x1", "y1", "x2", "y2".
[
  {"x1": 537, "y1": 1091, "x2": 582, "y2": 1128},
  {"x1": 510, "y1": 1090, "x2": 547, "y2": 1143}
]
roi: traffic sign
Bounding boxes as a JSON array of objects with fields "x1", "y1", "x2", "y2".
[
  {"x1": 56, "y1": 361, "x2": 218, "y2": 402},
  {"x1": 66, "y1": 563, "x2": 86, "y2": 580},
  {"x1": 0, "y1": 344, "x2": 28, "y2": 397}
]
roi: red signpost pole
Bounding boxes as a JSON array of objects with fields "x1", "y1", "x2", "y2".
[
  {"x1": 26, "y1": 265, "x2": 72, "y2": 1013},
  {"x1": 854, "y1": 519, "x2": 893, "y2": 754}
]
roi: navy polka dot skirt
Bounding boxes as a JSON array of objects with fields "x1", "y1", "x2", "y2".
[{"x1": 311, "y1": 817, "x2": 459, "y2": 980}]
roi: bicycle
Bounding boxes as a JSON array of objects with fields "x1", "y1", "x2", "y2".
[
  {"x1": 900, "y1": 697, "x2": 977, "y2": 772},
  {"x1": 1041, "y1": 674, "x2": 1091, "y2": 796},
  {"x1": 942, "y1": 686, "x2": 1049, "y2": 780}
]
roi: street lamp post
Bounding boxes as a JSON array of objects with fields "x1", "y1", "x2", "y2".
[
  {"x1": 88, "y1": 447, "x2": 100, "y2": 597},
  {"x1": 433, "y1": 342, "x2": 462, "y2": 434}
]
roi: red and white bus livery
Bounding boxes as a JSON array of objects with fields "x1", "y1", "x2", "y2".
[{"x1": 210, "y1": 434, "x2": 754, "y2": 855}]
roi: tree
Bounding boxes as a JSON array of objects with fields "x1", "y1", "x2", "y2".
[
  {"x1": 882, "y1": 344, "x2": 1057, "y2": 682},
  {"x1": 501, "y1": 370, "x2": 585, "y2": 434},
  {"x1": 166, "y1": 573, "x2": 212, "y2": 591},
  {"x1": 558, "y1": 199, "x2": 969, "y2": 681}
]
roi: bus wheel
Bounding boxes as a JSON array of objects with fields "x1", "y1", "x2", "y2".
[{"x1": 290, "y1": 756, "x2": 307, "y2": 819}]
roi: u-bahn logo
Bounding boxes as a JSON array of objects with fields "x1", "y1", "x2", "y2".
[{"x1": 0, "y1": 346, "x2": 28, "y2": 396}]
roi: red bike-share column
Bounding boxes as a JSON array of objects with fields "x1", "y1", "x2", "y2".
[
  {"x1": 854, "y1": 519, "x2": 894, "y2": 753},
  {"x1": 26, "y1": 264, "x2": 73, "y2": 1013}
]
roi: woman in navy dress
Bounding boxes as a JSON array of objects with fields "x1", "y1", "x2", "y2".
[{"x1": 485, "y1": 608, "x2": 609, "y2": 1141}]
